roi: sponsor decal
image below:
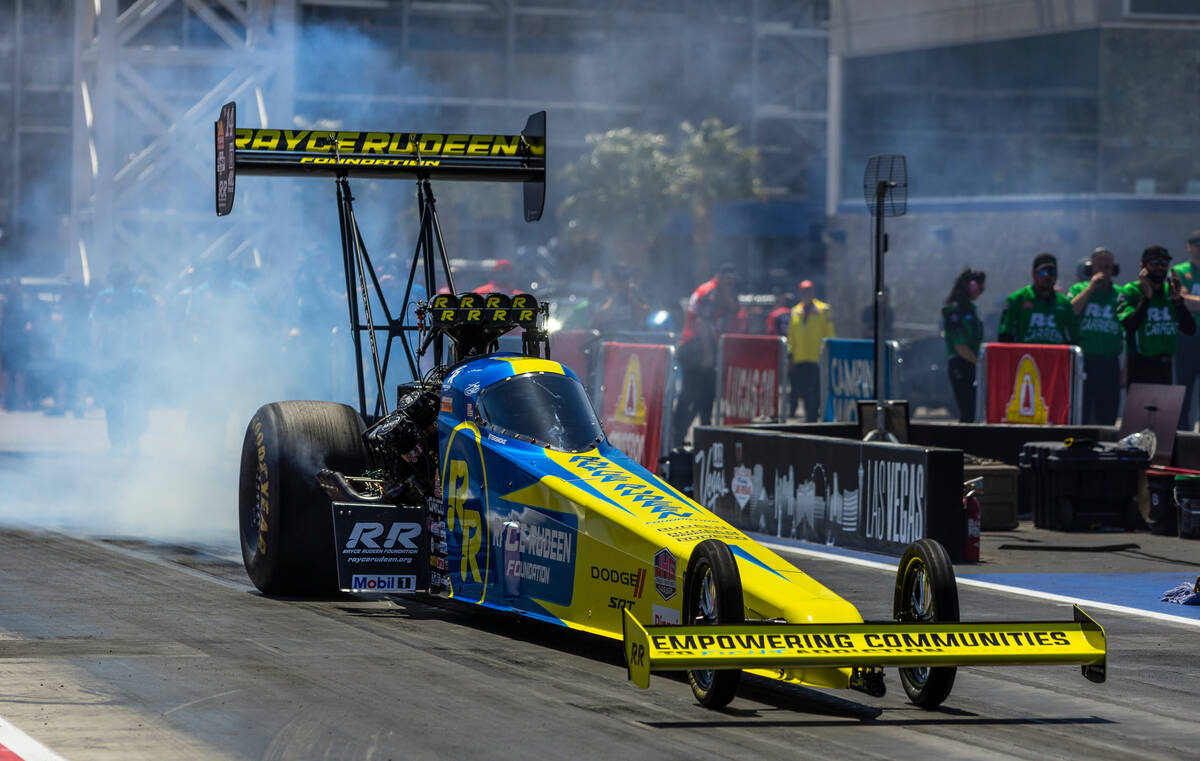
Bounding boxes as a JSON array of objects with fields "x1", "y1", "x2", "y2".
[
  {"x1": 488, "y1": 506, "x2": 578, "y2": 606},
  {"x1": 590, "y1": 565, "x2": 647, "y2": 598},
  {"x1": 608, "y1": 597, "x2": 636, "y2": 610},
  {"x1": 486, "y1": 432, "x2": 508, "y2": 445},
  {"x1": 695, "y1": 446, "x2": 727, "y2": 511},
  {"x1": 654, "y1": 548, "x2": 677, "y2": 601},
  {"x1": 564, "y1": 454, "x2": 694, "y2": 521},
  {"x1": 862, "y1": 456, "x2": 925, "y2": 544},
  {"x1": 722, "y1": 359, "x2": 777, "y2": 422},
  {"x1": 465, "y1": 382, "x2": 481, "y2": 396},
  {"x1": 613, "y1": 354, "x2": 647, "y2": 425},
  {"x1": 345, "y1": 521, "x2": 421, "y2": 551},
  {"x1": 235, "y1": 128, "x2": 543, "y2": 158},
  {"x1": 350, "y1": 574, "x2": 416, "y2": 592},
  {"x1": 731, "y1": 465, "x2": 753, "y2": 510},
  {"x1": 1004, "y1": 354, "x2": 1049, "y2": 424},
  {"x1": 441, "y1": 395, "x2": 453, "y2": 413},
  {"x1": 652, "y1": 604, "x2": 681, "y2": 625},
  {"x1": 647, "y1": 629, "x2": 1075, "y2": 655}
]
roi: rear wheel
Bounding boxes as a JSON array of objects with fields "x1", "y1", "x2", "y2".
[
  {"x1": 238, "y1": 401, "x2": 367, "y2": 595},
  {"x1": 893, "y1": 538, "x2": 959, "y2": 708},
  {"x1": 683, "y1": 540, "x2": 744, "y2": 709}
]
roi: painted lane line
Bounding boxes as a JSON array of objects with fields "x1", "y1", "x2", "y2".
[
  {"x1": 755, "y1": 538, "x2": 1200, "y2": 630},
  {"x1": 0, "y1": 717, "x2": 69, "y2": 761}
]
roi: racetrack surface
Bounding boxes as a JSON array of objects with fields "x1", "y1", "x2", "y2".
[{"x1": 0, "y1": 527, "x2": 1196, "y2": 761}]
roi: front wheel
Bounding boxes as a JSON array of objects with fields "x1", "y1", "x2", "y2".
[
  {"x1": 893, "y1": 538, "x2": 960, "y2": 708},
  {"x1": 683, "y1": 540, "x2": 744, "y2": 709}
]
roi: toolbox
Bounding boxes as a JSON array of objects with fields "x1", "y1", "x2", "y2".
[{"x1": 1019, "y1": 441, "x2": 1149, "y2": 531}]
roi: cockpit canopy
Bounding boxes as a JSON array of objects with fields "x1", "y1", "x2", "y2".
[{"x1": 477, "y1": 371, "x2": 603, "y2": 452}]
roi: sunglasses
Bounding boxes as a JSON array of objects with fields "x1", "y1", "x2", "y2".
[
  {"x1": 1035, "y1": 267, "x2": 1057, "y2": 277},
  {"x1": 1145, "y1": 258, "x2": 1170, "y2": 266}
]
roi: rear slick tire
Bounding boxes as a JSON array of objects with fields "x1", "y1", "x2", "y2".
[
  {"x1": 683, "y1": 539, "x2": 744, "y2": 709},
  {"x1": 893, "y1": 538, "x2": 960, "y2": 708},
  {"x1": 238, "y1": 401, "x2": 367, "y2": 596}
]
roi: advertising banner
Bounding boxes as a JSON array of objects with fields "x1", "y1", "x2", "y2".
[
  {"x1": 691, "y1": 427, "x2": 964, "y2": 559},
  {"x1": 819, "y1": 338, "x2": 900, "y2": 422},
  {"x1": 596, "y1": 342, "x2": 675, "y2": 472},
  {"x1": 977, "y1": 343, "x2": 1081, "y2": 425},
  {"x1": 715, "y1": 334, "x2": 788, "y2": 424}
]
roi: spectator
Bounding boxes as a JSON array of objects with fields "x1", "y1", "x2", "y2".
[
  {"x1": 787, "y1": 279, "x2": 835, "y2": 421},
  {"x1": 90, "y1": 263, "x2": 159, "y2": 454},
  {"x1": 1172, "y1": 230, "x2": 1200, "y2": 429},
  {"x1": 998, "y1": 253, "x2": 1077, "y2": 344},
  {"x1": 1117, "y1": 245, "x2": 1196, "y2": 386},
  {"x1": 672, "y1": 262, "x2": 746, "y2": 443},
  {"x1": 942, "y1": 269, "x2": 986, "y2": 423},
  {"x1": 1068, "y1": 248, "x2": 1123, "y2": 425}
]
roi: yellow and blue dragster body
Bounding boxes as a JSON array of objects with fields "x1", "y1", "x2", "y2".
[
  {"x1": 434, "y1": 354, "x2": 1106, "y2": 705},
  {"x1": 218, "y1": 98, "x2": 1107, "y2": 711}
]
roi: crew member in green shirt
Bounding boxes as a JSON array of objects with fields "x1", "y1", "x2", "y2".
[
  {"x1": 1172, "y1": 230, "x2": 1200, "y2": 429},
  {"x1": 942, "y1": 268, "x2": 986, "y2": 422},
  {"x1": 1117, "y1": 245, "x2": 1196, "y2": 386},
  {"x1": 998, "y1": 253, "x2": 1078, "y2": 345},
  {"x1": 1068, "y1": 247, "x2": 1123, "y2": 424}
]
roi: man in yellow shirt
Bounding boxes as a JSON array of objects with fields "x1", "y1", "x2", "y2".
[{"x1": 787, "y1": 280, "x2": 835, "y2": 421}]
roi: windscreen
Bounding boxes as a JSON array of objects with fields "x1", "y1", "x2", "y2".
[{"x1": 478, "y1": 372, "x2": 603, "y2": 452}]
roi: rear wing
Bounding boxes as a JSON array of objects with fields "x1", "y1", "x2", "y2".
[
  {"x1": 622, "y1": 606, "x2": 1107, "y2": 688},
  {"x1": 214, "y1": 101, "x2": 546, "y2": 221}
]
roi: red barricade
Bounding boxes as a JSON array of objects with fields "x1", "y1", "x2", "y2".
[
  {"x1": 979, "y1": 343, "x2": 1081, "y2": 425},
  {"x1": 715, "y1": 334, "x2": 788, "y2": 424},
  {"x1": 597, "y1": 342, "x2": 674, "y2": 471}
]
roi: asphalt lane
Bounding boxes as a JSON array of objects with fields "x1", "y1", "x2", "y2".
[{"x1": 0, "y1": 529, "x2": 1196, "y2": 761}]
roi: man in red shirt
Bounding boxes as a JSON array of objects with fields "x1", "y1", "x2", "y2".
[{"x1": 672, "y1": 262, "x2": 746, "y2": 444}]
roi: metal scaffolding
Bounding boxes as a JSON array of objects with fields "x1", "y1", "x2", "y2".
[
  {"x1": 0, "y1": 0, "x2": 75, "y2": 270},
  {"x1": 71, "y1": 0, "x2": 296, "y2": 283}
]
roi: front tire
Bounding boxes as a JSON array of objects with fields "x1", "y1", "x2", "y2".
[
  {"x1": 238, "y1": 401, "x2": 367, "y2": 595},
  {"x1": 893, "y1": 538, "x2": 959, "y2": 708},
  {"x1": 683, "y1": 540, "x2": 744, "y2": 709}
]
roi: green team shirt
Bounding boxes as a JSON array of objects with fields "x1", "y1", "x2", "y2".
[
  {"x1": 1116, "y1": 281, "x2": 1182, "y2": 357},
  {"x1": 1066, "y1": 281, "x2": 1123, "y2": 357},
  {"x1": 1174, "y1": 260, "x2": 1200, "y2": 297},
  {"x1": 998, "y1": 285, "x2": 1078, "y2": 344},
  {"x1": 942, "y1": 301, "x2": 982, "y2": 358}
]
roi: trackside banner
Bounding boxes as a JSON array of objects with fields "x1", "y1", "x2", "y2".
[
  {"x1": 622, "y1": 607, "x2": 1106, "y2": 689},
  {"x1": 977, "y1": 343, "x2": 1081, "y2": 425},
  {"x1": 715, "y1": 334, "x2": 787, "y2": 424},
  {"x1": 597, "y1": 342, "x2": 674, "y2": 472},
  {"x1": 819, "y1": 338, "x2": 899, "y2": 422}
]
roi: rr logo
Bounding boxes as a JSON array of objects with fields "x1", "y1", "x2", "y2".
[
  {"x1": 446, "y1": 458, "x2": 483, "y2": 583},
  {"x1": 1029, "y1": 313, "x2": 1056, "y2": 328}
]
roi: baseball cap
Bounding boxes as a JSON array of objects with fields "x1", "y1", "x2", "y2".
[
  {"x1": 1188, "y1": 230, "x2": 1200, "y2": 246},
  {"x1": 1142, "y1": 245, "x2": 1172, "y2": 263},
  {"x1": 797, "y1": 279, "x2": 814, "y2": 290},
  {"x1": 1032, "y1": 253, "x2": 1057, "y2": 271}
]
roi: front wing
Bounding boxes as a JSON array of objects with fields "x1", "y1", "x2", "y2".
[{"x1": 622, "y1": 606, "x2": 1106, "y2": 689}]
